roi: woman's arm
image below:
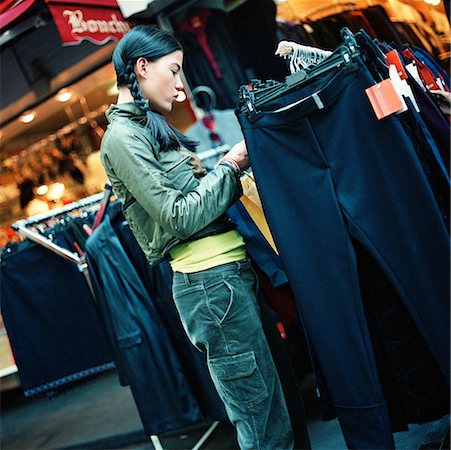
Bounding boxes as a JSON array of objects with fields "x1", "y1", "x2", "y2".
[{"x1": 103, "y1": 129, "x2": 242, "y2": 239}]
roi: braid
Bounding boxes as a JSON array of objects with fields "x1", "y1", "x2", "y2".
[{"x1": 124, "y1": 60, "x2": 149, "y2": 113}]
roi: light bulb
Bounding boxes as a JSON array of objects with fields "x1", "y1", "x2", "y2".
[
  {"x1": 56, "y1": 89, "x2": 72, "y2": 102},
  {"x1": 20, "y1": 111, "x2": 36, "y2": 123}
]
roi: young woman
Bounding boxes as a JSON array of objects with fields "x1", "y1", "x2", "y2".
[{"x1": 100, "y1": 25, "x2": 294, "y2": 450}]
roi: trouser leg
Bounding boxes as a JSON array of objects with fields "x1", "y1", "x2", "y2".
[{"x1": 173, "y1": 260, "x2": 294, "y2": 450}]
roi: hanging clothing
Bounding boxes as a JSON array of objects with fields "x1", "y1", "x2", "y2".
[
  {"x1": 360, "y1": 6, "x2": 404, "y2": 47},
  {"x1": 257, "y1": 294, "x2": 311, "y2": 450},
  {"x1": 228, "y1": 0, "x2": 288, "y2": 81},
  {"x1": 0, "y1": 238, "x2": 114, "y2": 397},
  {"x1": 354, "y1": 240, "x2": 449, "y2": 431},
  {"x1": 96, "y1": 203, "x2": 311, "y2": 448},
  {"x1": 411, "y1": 47, "x2": 450, "y2": 90},
  {"x1": 107, "y1": 203, "x2": 227, "y2": 419},
  {"x1": 178, "y1": 8, "x2": 222, "y2": 79},
  {"x1": 354, "y1": 31, "x2": 449, "y2": 223},
  {"x1": 85, "y1": 213, "x2": 212, "y2": 435},
  {"x1": 227, "y1": 201, "x2": 288, "y2": 288},
  {"x1": 176, "y1": 8, "x2": 248, "y2": 109},
  {"x1": 402, "y1": 62, "x2": 451, "y2": 171},
  {"x1": 237, "y1": 49, "x2": 449, "y2": 449}
]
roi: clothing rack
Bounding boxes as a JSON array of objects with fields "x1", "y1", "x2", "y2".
[
  {"x1": 13, "y1": 192, "x2": 104, "y2": 228},
  {"x1": 13, "y1": 186, "x2": 222, "y2": 450},
  {"x1": 11, "y1": 191, "x2": 105, "y2": 296},
  {"x1": 11, "y1": 187, "x2": 224, "y2": 450},
  {"x1": 197, "y1": 144, "x2": 230, "y2": 161}
]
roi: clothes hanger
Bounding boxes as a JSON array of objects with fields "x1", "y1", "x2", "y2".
[
  {"x1": 239, "y1": 28, "x2": 360, "y2": 122},
  {"x1": 275, "y1": 40, "x2": 332, "y2": 73}
]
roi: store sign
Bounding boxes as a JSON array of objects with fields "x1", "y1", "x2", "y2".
[
  {"x1": 0, "y1": 0, "x2": 36, "y2": 30},
  {"x1": 47, "y1": 2, "x2": 131, "y2": 45}
]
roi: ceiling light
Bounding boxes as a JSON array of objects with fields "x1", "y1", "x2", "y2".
[
  {"x1": 36, "y1": 185, "x2": 49, "y2": 196},
  {"x1": 56, "y1": 89, "x2": 72, "y2": 102},
  {"x1": 46, "y1": 182, "x2": 65, "y2": 201},
  {"x1": 20, "y1": 111, "x2": 36, "y2": 123},
  {"x1": 424, "y1": 0, "x2": 441, "y2": 4}
]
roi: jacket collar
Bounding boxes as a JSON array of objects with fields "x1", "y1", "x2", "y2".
[{"x1": 105, "y1": 102, "x2": 146, "y2": 124}]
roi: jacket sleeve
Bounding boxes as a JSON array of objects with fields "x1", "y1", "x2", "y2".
[{"x1": 103, "y1": 127, "x2": 242, "y2": 240}]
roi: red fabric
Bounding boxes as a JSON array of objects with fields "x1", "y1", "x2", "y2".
[
  {"x1": 0, "y1": 0, "x2": 36, "y2": 30},
  {"x1": 45, "y1": 0, "x2": 131, "y2": 45},
  {"x1": 402, "y1": 48, "x2": 442, "y2": 91},
  {"x1": 257, "y1": 267, "x2": 300, "y2": 329},
  {"x1": 179, "y1": 8, "x2": 223, "y2": 79}
]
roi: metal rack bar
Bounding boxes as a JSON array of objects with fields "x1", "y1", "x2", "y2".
[{"x1": 12, "y1": 192, "x2": 104, "y2": 228}]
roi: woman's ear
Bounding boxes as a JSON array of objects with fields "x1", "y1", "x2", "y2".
[{"x1": 135, "y1": 57, "x2": 148, "y2": 79}]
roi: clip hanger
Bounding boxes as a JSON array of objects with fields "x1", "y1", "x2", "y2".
[
  {"x1": 240, "y1": 28, "x2": 360, "y2": 120},
  {"x1": 341, "y1": 27, "x2": 358, "y2": 53},
  {"x1": 239, "y1": 84, "x2": 262, "y2": 122}
]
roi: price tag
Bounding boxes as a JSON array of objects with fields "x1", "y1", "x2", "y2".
[{"x1": 365, "y1": 78, "x2": 406, "y2": 120}]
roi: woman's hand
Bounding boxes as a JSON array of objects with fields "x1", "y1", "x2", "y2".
[
  {"x1": 225, "y1": 140, "x2": 250, "y2": 171},
  {"x1": 430, "y1": 90, "x2": 451, "y2": 116}
]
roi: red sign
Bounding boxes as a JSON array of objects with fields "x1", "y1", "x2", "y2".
[
  {"x1": 46, "y1": 0, "x2": 131, "y2": 46},
  {"x1": 0, "y1": 0, "x2": 36, "y2": 30}
]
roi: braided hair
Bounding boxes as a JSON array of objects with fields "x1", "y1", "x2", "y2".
[{"x1": 112, "y1": 25, "x2": 197, "y2": 152}]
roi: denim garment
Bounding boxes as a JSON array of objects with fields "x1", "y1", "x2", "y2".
[
  {"x1": 172, "y1": 260, "x2": 294, "y2": 450},
  {"x1": 1, "y1": 238, "x2": 114, "y2": 397},
  {"x1": 86, "y1": 214, "x2": 206, "y2": 435}
]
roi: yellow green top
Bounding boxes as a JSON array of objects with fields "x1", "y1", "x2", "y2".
[{"x1": 169, "y1": 230, "x2": 246, "y2": 273}]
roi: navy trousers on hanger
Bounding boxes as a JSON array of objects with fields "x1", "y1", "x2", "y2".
[{"x1": 237, "y1": 59, "x2": 449, "y2": 449}]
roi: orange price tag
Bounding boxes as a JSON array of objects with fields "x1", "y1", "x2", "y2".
[{"x1": 365, "y1": 79, "x2": 405, "y2": 120}]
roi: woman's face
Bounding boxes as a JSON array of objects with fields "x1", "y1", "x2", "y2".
[{"x1": 136, "y1": 50, "x2": 184, "y2": 114}]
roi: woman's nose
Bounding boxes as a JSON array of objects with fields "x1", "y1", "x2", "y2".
[{"x1": 175, "y1": 76, "x2": 184, "y2": 90}]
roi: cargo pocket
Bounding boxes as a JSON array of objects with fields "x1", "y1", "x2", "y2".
[{"x1": 208, "y1": 351, "x2": 269, "y2": 412}]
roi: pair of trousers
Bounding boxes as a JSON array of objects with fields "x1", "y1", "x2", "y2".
[
  {"x1": 172, "y1": 259, "x2": 294, "y2": 450},
  {"x1": 237, "y1": 59, "x2": 449, "y2": 449}
]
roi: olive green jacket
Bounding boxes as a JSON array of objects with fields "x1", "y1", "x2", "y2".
[{"x1": 100, "y1": 103, "x2": 241, "y2": 264}]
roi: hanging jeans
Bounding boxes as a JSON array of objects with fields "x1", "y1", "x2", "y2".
[
  {"x1": 0, "y1": 239, "x2": 114, "y2": 397},
  {"x1": 237, "y1": 59, "x2": 449, "y2": 450},
  {"x1": 172, "y1": 259, "x2": 294, "y2": 450}
]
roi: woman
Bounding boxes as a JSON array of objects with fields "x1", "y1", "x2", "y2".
[{"x1": 100, "y1": 25, "x2": 293, "y2": 450}]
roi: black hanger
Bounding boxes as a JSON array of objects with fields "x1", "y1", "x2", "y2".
[{"x1": 239, "y1": 28, "x2": 360, "y2": 122}]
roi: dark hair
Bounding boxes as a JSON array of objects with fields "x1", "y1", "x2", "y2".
[{"x1": 112, "y1": 25, "x2": 197, "y2": 152}]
